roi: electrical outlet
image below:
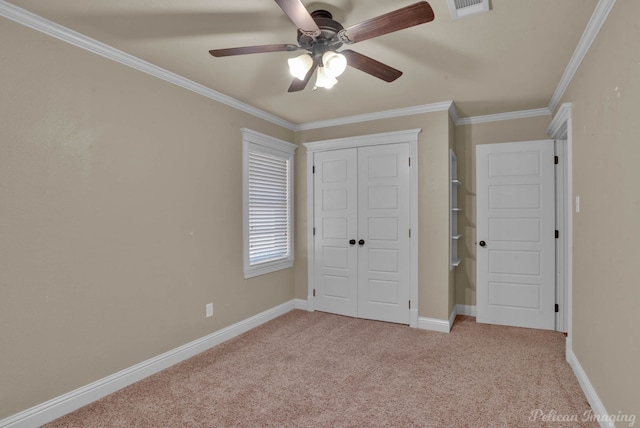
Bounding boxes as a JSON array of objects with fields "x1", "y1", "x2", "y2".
[{"x1": 206, "y1": 303, "x2": 213, "y2": 318}]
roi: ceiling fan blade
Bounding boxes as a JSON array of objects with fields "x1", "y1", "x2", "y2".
[
  {"x1": 209, "y1": 44, "x2": 298, "y2": 57},
  {"x1": 341, "y1": 1, "x2": 434, "y2": 44},
  {"x1": 274, "y1": 0, "x2": 321, "y2": 36},
  {"x1": 288, "y1": 62, "x2": 318, "y2": 92},
  {"x1": 342, "y1": 50, "x2": 402, "y2": 82}
]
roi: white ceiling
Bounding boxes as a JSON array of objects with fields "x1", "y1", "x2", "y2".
[{"x1": 4, "y1": 0, "x2": 599, "y2": 124}]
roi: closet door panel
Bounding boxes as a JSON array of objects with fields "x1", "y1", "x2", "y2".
[
  {"x1": 313, "y1": 148, "x2": 358, "y2": 317},
  {"x1": 357, "y1": 144, "x2": 411, "y2": 324}
]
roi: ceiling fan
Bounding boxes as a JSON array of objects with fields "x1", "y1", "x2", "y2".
[{"x1": 209, "y1": 0, "x2": 435, "y2": 92}]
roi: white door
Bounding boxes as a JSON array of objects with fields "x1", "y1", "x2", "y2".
[
  {"x1": 476, "y1": 140, "x2": 556, "y2": 330},
  {"x1": 313, "y1": 148, "x2": 358, "y2": 317},
  {"x1": 357, "y1": 144, "x2": 411, "y2": 324},
  {"x1": 314, "y1": 144, "x2": 410, "y2": 324}
]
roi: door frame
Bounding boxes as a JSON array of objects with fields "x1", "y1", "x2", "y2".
[
  {"x1": 304, "y1": 129, "x2": 421, "y2": 327},
  {"x1": 472, "y1": 106, "x2": 573, "y2": 333},
  {"x1": 547, "y1": 102, "x2": 573, "y2": 335},
  {"x1": 554, "y1": 138, "x2": 568, "y2": 333}
]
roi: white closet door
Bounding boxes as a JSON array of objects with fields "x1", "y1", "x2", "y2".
[
  {"x1": 313, "y1": 148, "x2": 358, "y2": 317},
  {"x1": 357, "y1": 144, "x2": 411, "y2": 324},
  {"x1": 313, "y1": 144, "x2": 411, "y2": 324}
]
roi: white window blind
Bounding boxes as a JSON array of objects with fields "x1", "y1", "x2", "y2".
[
  {"x1": 248, "y1": 151, "x2": 290, "y2": 265},
  {"x1": 241, "y1": 129, "x2": 296, "y2": 278}
]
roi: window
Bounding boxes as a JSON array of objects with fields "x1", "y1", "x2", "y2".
[{"x1": 242, "y1": 129, "x2": 296, "y2": 278}]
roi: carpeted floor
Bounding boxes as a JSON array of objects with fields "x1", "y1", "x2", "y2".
[{"x1": 45, "y1": 311, "x2": 597, "y2": 427}]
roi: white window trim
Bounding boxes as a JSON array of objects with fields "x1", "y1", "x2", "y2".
[{"x1": 241, "y1": 128, "x2": 297, "y2": 279}]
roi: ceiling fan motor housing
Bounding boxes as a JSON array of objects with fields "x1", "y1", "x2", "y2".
[{"x1": 297, "y1": 10, "x2": 344, "y2": 57}]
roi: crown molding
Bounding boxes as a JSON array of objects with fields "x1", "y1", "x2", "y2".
[
  {"x1": 547, "y1": 102, "x2": 573, "y2": 139},
  {"x1": 547, "y1": 0, "x2": 617, "y2": 112},
  {"x1": 448, "y1": 102, "x2": 461, "y2": 125},
  {"x1": 294, "y1": 101, "x2": 454, "y2": 131},
  {"x1": 456, "y1": 108, "x2": 551, "y2": 126},
  {"x1": 0, "y1": 0, "x2": 297, "y2": 131}
]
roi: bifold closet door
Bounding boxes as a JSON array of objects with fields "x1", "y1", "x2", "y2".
[{"x1": 313, "y1": 144, "x2": 410, "y2": 324}]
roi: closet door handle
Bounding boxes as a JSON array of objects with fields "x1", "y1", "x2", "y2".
[
  {"x1": 349, "y1": 239, "x2": 356, "y2": 245},
  {"x1": 358, "y1": 239, "x2": 365, "y2": 246}
]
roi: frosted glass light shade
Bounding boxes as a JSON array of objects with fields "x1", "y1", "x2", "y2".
[
  {"x1": 322, "y1": 51, "x2": 347, "y2": 78},
  {"x1": 288, "y1": 54, "x2": 313, "y2": 80},
  {"x1": 315, "y1": 66, "x2": 337, "y2": 89}
]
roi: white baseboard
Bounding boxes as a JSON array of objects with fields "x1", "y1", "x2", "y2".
[
  {"x1": 417, "y1": 316, "x2": 451, "y2": 333},
  {"x1": 293, "y1": 298, "x2": 308, "y2": 311},
  {"x1": 455, "y1": 304, "x2": 477, "y2": 317},
  {"x1": 0, "y1": 300, "x2": 297, "y2": 428},
  {"x1": 417, "y1": 304, "x2": 475, "y2": 333},
  {"x1": 566, "y1": 339, "x2": 614, "y2": 428}
]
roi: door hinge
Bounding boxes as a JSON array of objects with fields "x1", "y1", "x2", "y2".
[
  {"x1": 554, "y1": 156, "x2": 559, "y2": 165},
  {"x1": 555, "y1": 303, "x2": 559, "y2": 313},
  {"x1": 555, "y1": 230, "x2": 559, "y2": 239},
  {"x1": 409, "y1": 157, "x2": 411, "y2": 167},
  {"x1": 313, "y1": 227, "x2": 316, "y2": 236},
  {"x1": 408, "y1": 300, "x2": 411, "y2": 309},
  {"x1": 313, "y1": 289, "x2": 316, "y2": 297},
  {"x1": 409, "y1": 229, "x2": 411, "y2": 238},
  {"x1": 312, "y1": 165, "x2": 315, "y2": 173}
]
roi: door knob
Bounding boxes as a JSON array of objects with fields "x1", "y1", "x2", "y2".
[
  {"x1": 358, "y1": 239, "x2": 365, "y2": 246},
  {"x1": 349, "y1": 239, "x2": 356, "y2": 245},
  {"x1": 479, "y1": 240, "x2": 486, "y2": 247}
]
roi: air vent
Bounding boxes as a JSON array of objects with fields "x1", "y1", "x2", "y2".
[{"x1": 447, "y1": 0, "x2": 490, "y2": 20}]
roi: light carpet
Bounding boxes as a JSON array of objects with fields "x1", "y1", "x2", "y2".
[{"x1": 45, "y1": 311, "x2": 596, "y2": 427}]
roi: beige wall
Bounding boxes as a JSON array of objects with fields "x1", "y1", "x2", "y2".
[
  {"x1": 0, "y1": 18, "x2": 295, "y2": 418},
  {"x1": 296, "y1": 111, "x2": 453, "y2": 321},
  {"x1": 4, "y1": 0, "x2": 639, "y2": 421},
  {"x1": 557, "y1": 0, "x2": 640, "y2": 416},
  {"x1": 453, "y1": 115, "x2": 552, "y2": 306}
]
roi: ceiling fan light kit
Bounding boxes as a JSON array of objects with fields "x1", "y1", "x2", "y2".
[
  {"x1": 321, "y1": 51, "x2": 347, "y2": 78},
  {"x1": 289, "y1": 51, "x2": 345, "y2": 90},
  {"x1": 209, "y1": 0, "x2": 435, "y2": 93},
  {"x1": 315, "y1": 66, "x2": 338, "y2": 89},
  {"x1": 288, "y1": 53, "x2": 314, "y2": 80}
]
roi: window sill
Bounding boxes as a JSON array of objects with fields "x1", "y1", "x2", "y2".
[{"x1": 244, "y1": 258, "x2": 294, "y2": 279}]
